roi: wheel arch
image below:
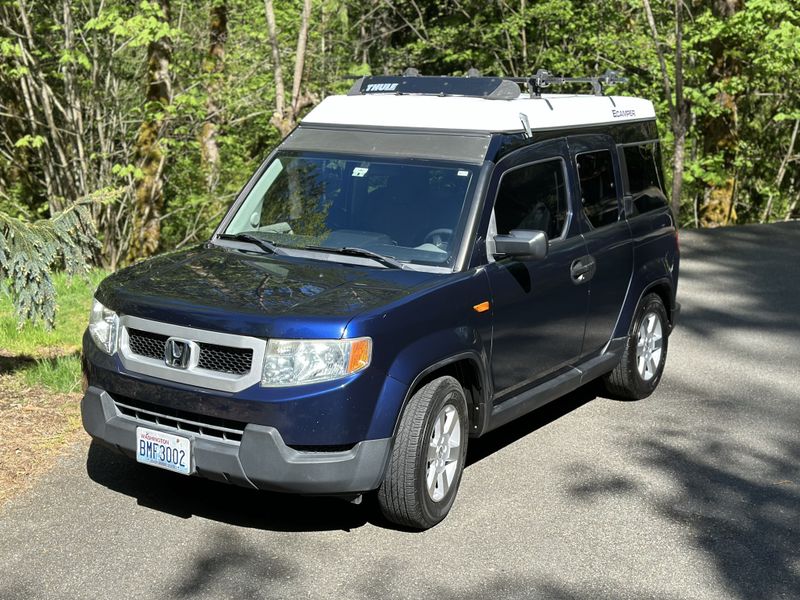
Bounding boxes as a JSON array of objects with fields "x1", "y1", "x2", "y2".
[
  {"x1": 644, "y1": 280, "x2": 675, "y2": 326},
  {"x1": 396, "y1": 353, "x2": 490, "y2": 439},
  {"x1": 614, "y1": 276, "x2": 676, "y2": 338}
]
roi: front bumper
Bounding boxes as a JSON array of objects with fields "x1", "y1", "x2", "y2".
[{"x1": 82, "y1": 386, "x2": 391, "y2": 494}]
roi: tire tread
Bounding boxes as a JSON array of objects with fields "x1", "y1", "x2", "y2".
[
  {"x1": 603, "y1": 293, "x2": 669, "y2": 401},
  {"x1": 377, "y1": 376, "x2": 463, "y2": 529}
]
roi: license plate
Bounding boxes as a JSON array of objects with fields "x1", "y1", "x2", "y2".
[{"x1": 136, "y1": 427, "x2": 192, "y2": 475}]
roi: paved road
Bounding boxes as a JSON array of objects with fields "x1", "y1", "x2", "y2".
[{"x1": 2, "y1": 223, "x2": 799, "y2": 600}]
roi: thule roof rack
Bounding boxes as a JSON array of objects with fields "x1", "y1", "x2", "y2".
[
  {"x1": 348, "y1": 69, "x2": 627, "y2": 100},
  {"x1": 348, "y1": 75, "x2": 522, "y2": 100}
]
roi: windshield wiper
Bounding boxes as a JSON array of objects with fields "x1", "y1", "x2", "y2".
[
  {"x1": 217, "y1": 233, "x2": 283, "y2": 255},
  {"x1": 305, "y1": 246, "x2": 405, "y2": 269}
]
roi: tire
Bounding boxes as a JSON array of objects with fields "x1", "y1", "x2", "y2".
[
  {"x1": 603, "y1": 293, "x2": 670, "y2": 401},
  {"x1": 377, "y1": 376, "x2": 469, "y2": 530}
]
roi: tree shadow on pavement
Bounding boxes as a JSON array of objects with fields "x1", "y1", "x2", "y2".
[
  {"x1": 677, "y1": 221, "x2": 800, "y2": 339},
  {"x1": 166, "y1": 530, "x2": 688, "y2": 600},
  {"x1": 565, "y1": 426, "x2": 800, "y2": 599},
  {"x1": 168, "y1": 528, "x2": 298, "y2": 599},
  {"x1": 466, "y1": 383, "x2": 599, "y2": 467},
  {"x1": 560, "y1": 222, "x2": 800, "y2": 600}
]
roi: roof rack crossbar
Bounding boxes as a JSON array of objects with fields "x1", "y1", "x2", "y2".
[{"x1": 526, "y1": 69, "x2": 627, "y2": 97}]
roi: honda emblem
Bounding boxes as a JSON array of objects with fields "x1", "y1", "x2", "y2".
[{"x1": 165, "y1": 338, "x2": 192, "y2": 369}]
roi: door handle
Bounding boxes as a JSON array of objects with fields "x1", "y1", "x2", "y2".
[{"x1": 570, "y1": 256, "x2": 596, "y2": 284}]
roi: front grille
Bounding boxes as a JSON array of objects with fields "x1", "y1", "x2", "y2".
[
  {"x1": 197, "y1": 343, "x2": 253, "y2": 375},
  {"x1": 126, "y1": 328, "x2": 253, "y2": 376},
  {"x1": 128, "y1": 329, "x2": 168, "y2": 360},
  {"x1": 114, "y1": 395, "x2": 245, "y2": 443}
]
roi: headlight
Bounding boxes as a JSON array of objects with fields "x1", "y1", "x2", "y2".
[
  {"x1": 261, "y1": 337, "x2": 372, "y2": 387},
  {"x1": 89, "y1": 298, "x2": 119, "y2": 355}
]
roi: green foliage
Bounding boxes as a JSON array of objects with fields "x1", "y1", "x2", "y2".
[
  {"x1": 0, "y1": 269, "x2": 105, "y2": 392},
  {"x1": 1, "y1": 0, "x2": 799, "y2": 281},
  {"x1": 0, "y1": 190, "x2": 119, "y2": 329},
  {"x1": 84, "y1": 0, "x2": 181, "y2": 48},
  {"x1": 0, "y1": 269, "x2": 106, "y2": 354},
  {"x1": 13, "y1": 135, "x2": 46, "y2": 149}
]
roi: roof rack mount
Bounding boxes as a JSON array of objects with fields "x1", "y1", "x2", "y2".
[{"x1": 525, "y1": 69, "x2": 628, "y2": 97}]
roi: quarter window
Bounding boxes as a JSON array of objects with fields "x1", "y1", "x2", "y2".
[
  {"x1": 494, "y1": 159, "x2": 568, "y2": 240},
  {"x1": 576, "y1": 150, "x2": 619, "y2": 229},
  {"x1": 622, "y1": 143, "x2": 668, "y2": 215}
]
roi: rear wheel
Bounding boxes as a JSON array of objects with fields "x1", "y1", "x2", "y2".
[
  {"x1": 603, "y1": 293, "x2": 669, "y2": 400},
  {"x1": 377, "y1": 376, "x2": 468, "y2": 529}
]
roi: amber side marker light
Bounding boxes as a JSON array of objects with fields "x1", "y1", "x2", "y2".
[
  {"x1": 347, "y1": 338, "x2": 373, "y2": 373},
  {"x1": 473, "y1": 301, "x2": 491, "y2": 313}
]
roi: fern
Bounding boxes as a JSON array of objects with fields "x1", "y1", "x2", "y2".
[{"x1": 0, "y1": 189, "x2": 121, "y2": 329}]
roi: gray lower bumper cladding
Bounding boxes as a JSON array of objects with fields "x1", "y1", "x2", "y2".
[{"x1": 81, "y1": 386, "x2": 391, "y2": 494}]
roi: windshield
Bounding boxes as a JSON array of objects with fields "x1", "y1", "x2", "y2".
[{"x1": 221, "y1": 152, "x2": 477, "y2": 267}]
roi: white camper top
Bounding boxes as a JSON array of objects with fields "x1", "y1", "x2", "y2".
[{"x1": 302, "y1": 93, "x2": 656, "y2": 134}]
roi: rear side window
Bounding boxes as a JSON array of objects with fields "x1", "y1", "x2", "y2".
[
  {"x1": 576, "y1": 150, "x2": 619, "y2": 229},
  {"x1": 622, "y1": 143, "x2": 668, "y2": 216},
  {"x1": 494, "y1": 159, "x2": 568, "y2": 240}
]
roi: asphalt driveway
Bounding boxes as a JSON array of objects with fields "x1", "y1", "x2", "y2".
[{"x1": 1, "y1": 222, "x2": 798, "y2": 599}]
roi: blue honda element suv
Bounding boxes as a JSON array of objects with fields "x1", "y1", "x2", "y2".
[{"x1": 82, "y1": 73, "x2": 680, "y2": 529}]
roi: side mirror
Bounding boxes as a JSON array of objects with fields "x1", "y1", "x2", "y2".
[
  {"x1": 493, "y1": 229, "x2": 548, "y2": 260},
  {"x1": 622, "y1": 195, "x2": 634, "y2": 218}
]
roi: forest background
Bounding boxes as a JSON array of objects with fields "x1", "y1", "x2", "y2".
[{"x1": 1, "y1": 0, "x2": 799, "y2": 326}]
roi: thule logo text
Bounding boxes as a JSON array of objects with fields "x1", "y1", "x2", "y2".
[{"x1": 365, "y1": 83, "x2": 399, "y2": 92}]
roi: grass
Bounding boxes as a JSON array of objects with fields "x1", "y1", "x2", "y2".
[
  {"x1": 0, "y1": 269, "x2": 106, "y2": 391},
  {"x1": 0, "y1": 269, "x2": 107, "y2": 355},
  {"x1": 0, "y1": 269, "x2": 108, "y2": 507},
  {"x1": 23, "y1": 354, "x2": 83, "y2": 393}
]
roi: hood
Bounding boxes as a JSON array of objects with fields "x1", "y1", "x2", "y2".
[{"x1": 97, "y1": 244, "x2": 441, "y2": 338}]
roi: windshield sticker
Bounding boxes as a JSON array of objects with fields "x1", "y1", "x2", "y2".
[
  {"x1": 457, "y1": 170, "x2": 469, "y2": 177},
  {"x1": 352, "y1": 167, "x2": 369, "y2": 177}
]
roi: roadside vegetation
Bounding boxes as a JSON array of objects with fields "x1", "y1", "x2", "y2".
[{"x1": 0, "y1": 270, "x2": 104, "y2": 506}]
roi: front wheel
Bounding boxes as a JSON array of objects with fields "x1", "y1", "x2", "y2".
[
  {"x1": 377, "y1": 376, "x2": 468, "y2": 530},
  {"x1": 603, "y1": 293, "x2": 670, "y2": 400}
]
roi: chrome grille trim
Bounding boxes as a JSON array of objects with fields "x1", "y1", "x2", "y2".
[
  {"x1": 117, "y1": 315, "x2": 267, "y2": 393},
  {"x1": 114, "y1": 400, "x2": 243, "y2": 444}
]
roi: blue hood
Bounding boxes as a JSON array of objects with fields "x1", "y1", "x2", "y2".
[{"x1": 96, "y1": 244, "x2": 441, "y2": 339}]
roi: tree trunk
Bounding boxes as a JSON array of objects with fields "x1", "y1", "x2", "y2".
[
  {"x1": 671, "y1": 127, "x2": 687, "y2": 219},
  {"x1": 128, "y1": 0, "x2": 172, "y2": 262},
  {"x1": 642, "y1": 0, "x2": 688, "y2": 224},
  {"x1": 61, "y1": 0, "x2": 89, "y2": 197},
  {"x1": 761, "y1": 118, "x2": 799, "y2": 223},
  {"x1": 200, "y1": 2, "x2": 227, "y2": 193},
  {"x1": 784, "y1": 187, "x2": 799, "y2": 222},
  {"x1": 265, "y1": 0, "x2": 314, "y2": 139},
  {"x1": 698, "y1": 0, "x2": 744, "y2": 227},
  {"x1": 670, "y1": 0, "x2": 686, "y2": 220}
]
